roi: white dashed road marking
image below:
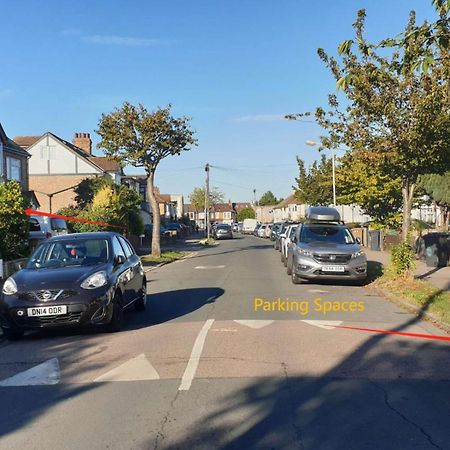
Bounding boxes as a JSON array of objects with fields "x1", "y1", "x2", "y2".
[
  {"x1": 179, "y1": 319, "x2": 215, "y2": 391},
  {"x1": 194, "y1": 265, "x2": 225, "y2": 269},
  {"x1": 234, "y1": 320, "x2": 275, "y2": 329},
  {"x1": 0, "y1": 358, "x2": 60, "y2": 386},
  {"x1": 301, "y1": 320, "x2": 343, "y2": 330}
]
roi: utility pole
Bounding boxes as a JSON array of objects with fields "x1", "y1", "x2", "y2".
[
  {"x1": 205, "y1": 163, "x2": 210, "y2": 239},
  {"x1": 253, "y1": 189, "x2": 256, "y2": 206}
]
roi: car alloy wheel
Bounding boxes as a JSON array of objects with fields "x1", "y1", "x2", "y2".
[{"x1": 291, "y1": 270, "x2": 302, "y2": 285}]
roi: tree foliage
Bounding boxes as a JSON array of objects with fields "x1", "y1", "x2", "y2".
[
  {"x1": 74, "y1": 176, "x2": 114, "y2": 208},
  {"x1": 294, "y1": 155, "x2": 333, "y2": 206},
  {"x1": 418, "y1": 171, "x2": 450, "y2": 230},
  {"x1": 288, "y1": 7, "x2": 450, "y2": 240},
  {"x1": 0, "y1": 181, "x2": 30, "y2": 260},
  {"x1": 258, "y1": 191, "x2": 280, "y2": 206},
  {"x1": 97, "y1": 102, "x2": 197, "y2": 256},
  {"x1": 336, "y1": 153, "x2": 403, "y2": 227},
  {"x1": 237, "y1": 207, "x2": 256, "y2": 221},
  {"x1": 189, "y1": 186, "x2": 224, "y2": 212}
]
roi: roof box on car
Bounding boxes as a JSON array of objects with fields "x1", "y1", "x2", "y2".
[{"x1": 306, "y1": 206, "x2": 341, "y2": 222}]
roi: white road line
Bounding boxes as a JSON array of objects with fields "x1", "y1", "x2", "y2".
[
  {"x1": 301, "y1": 320, "x2": 343, "y2": 330},
  {"x1": 234, "y1": 320, "x2": 274, "y2": 329},
  {"x1": 179, "y1": 319, "x2": 214, "y2": 391},
  {"x1": 0, "y1": 358, "x2": 60, "y2": 386},
  {"x1": 194, "y1": 265, "x2": 225, "y2": 269}
]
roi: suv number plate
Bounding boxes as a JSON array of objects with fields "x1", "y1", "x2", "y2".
[{"x1": 322, "y1": 265, "x2": 345, "y2": 273}]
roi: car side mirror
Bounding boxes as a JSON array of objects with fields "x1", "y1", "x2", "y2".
[
  {"x1": 355, "y1": 237, "x2": 361, "y2": 244},
  {"x1": 292, "y1": 235, "x2": 297, "y2": 243},
  {"x1": 115, "y1": 254, "x2": 126, "y2": 266}
]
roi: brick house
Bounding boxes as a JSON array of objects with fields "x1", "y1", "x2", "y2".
[
  {"x1": 0, "y1": 122, "x2": 39, "y2": 208},
  {"x1": 184, "y1": 202, "x2": 236, "y2": 228},
  {"x1": 15, "y1": 132, "x2": 121, "y2": 212}
]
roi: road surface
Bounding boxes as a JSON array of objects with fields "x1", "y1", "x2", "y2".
[{"x1": 1, "y1": 235, "x2": 449, "y2": 449}]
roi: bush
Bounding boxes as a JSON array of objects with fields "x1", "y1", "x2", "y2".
[
  {"x1": 0, "y1": 181, "x2": 30, "y2": 260},
  {"x1": 390, "y1": 241, "x2": 415, "y2": 277}
]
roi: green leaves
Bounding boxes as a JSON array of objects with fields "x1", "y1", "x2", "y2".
[
  {"x1": 338, "y1": 39, "x2": 353, "y2": 55},
  {"x1": 237, "y1": 207, "x2": 255, "y2": 221},
  {"x1": 0, "y1": 181, "x2": 30, "y2": 260},
  {"x1": 258, "y1": 191, "x2": 280, "y2": 206}
]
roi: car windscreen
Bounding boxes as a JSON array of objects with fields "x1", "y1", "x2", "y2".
[
  {"x1": 27, "y1": 239, "x2": 109, "y2": 269},
  {"x1": 299, "y1": 224, "x2": 355, "y2": 245},
  {"x1": 217, "y1": 225, "x2": 231, "y2": 230}
]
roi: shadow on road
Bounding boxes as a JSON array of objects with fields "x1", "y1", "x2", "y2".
[
  {"x1": 126, "y1": 287, "x2": 225, "y2": 328},
  {"x1": 158, "y1": 287, "x2": 450, "y2": 450}
]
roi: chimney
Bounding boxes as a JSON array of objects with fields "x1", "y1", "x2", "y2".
[{"x1": 72, "y1": 132, "x2": 92, "y2": 155}]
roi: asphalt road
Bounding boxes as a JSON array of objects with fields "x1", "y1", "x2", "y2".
[{"x1": 1, "y1": 235, "x2": 449, "y2": 450}]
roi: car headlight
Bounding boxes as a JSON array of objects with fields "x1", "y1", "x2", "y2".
[
  {"x1": 352, "y1": 250, "x2": 365, "y2": 259},
  {"x1": 81, "y1": 271, "x2": 108, "y2": 289},
  {"x1": 297, "y1": 248, "x2": 312, "y2": 257},
  {"x1": 2, "y1": 277, "x2": 18, "y2": 295}
]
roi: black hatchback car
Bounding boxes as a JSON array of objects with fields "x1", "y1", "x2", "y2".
[{"x1": 0, "y1": 232, "x2": 147, "y2": 340}]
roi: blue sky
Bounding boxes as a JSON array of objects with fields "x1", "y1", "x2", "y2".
[{"x1": 0, "y1": 0, "x2": 437, "y2": 202}]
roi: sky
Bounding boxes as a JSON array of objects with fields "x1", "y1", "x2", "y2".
[{"x1": 0, "y1": 0, "x2": 437, "y2": 203}]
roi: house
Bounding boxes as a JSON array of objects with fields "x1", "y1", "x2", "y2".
[
  {"x1": 0, "y1": 123, "x2": 39, "y2": 208},
  {"x1": 254, "y1": 205, "x2": 275, "y2": 223},
  {"x1": 272, "y1": 194, "x2": 305, "y2": 222},
  {"x1": 212, "y1": 203, "x2": 236, "y2": 225},
  {"x1": 15, "y1": 132, "x2": 121, "y2": 212}
]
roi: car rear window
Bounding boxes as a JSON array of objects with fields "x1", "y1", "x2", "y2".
[
  {"x1": 29, "y1": 218, "x2": 41, "y2": 232},
  {"x1": 51, "y1": 218, "x2": 68, "y2": 231},
  {"x1": 300, "y1": 224, "x2": 355, "y2": 245}
]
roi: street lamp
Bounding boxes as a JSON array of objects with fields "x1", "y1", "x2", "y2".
[{"x1": 306, "y1": 140, "x2": 336, "y2": 207}]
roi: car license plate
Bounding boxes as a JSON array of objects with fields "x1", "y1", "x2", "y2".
[
  {"x1": 27, "y1": 306, "x2": 67, "y2": 317},
  {"x1": 322, "y1": 265, "x2": 345, "y2": 273}
]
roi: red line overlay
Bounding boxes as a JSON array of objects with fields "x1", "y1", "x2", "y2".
[
  {"x1": 336, "y1": 325, "x2": 450, "y2": 342},
  {"x1": 25, "y1": 209, "x2": 124, "y2": 230}
]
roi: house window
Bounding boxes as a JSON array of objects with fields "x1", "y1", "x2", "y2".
[
  {"x1": 6, "y1": 157, "x2": 21, "y2": 181},
  {"x1": 224, "y1": 212, "x2": 231, "y2": 219},
  {"x1": 189, "y1": 212, "x2": 195, "y2": 219}
]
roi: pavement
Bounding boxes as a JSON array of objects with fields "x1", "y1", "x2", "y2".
[
  {"x1": 365, "y1": 248, "x2": 450, "y2": 291},
  {"x1": 1, "y1": 235, "x2": 450, "y2": 449}
]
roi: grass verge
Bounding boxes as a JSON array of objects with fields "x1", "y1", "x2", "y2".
[
  {"x1": 141, "y1": 250, "x2": 188, "y2": 265},
  {"x1": 374, "y1": 271, "x2": 450, "y2": 326}
]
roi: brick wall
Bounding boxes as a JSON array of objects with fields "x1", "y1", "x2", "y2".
[{"x1": 29, "y1": 174, "x2": 97, "y2": 213}]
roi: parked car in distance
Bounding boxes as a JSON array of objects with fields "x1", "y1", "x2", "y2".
[
  {"x1": 144, "y1": 224, "x2": 171, "y2": 239},
  {"x1": 237, "y1": 222, "x2": 244, "y2": 233},
  {"x1": 213, "y1": 223, "x2": 233, "y2": 240},
  {"x1": 0, "y1": 232, "x2": 147, "y2": 340},
  {"x1": 271, "y1": 222, "x2": 283, "y2": 241},
  {"x1": 281, "y1": 224, "x2": 299, "y2": 266},
  {"x1": 242, "y1": 218, "x2": 258, "y2": 234},
  {"x1": 287, "y1": 207, "x2": 367, "y2": 285},
  {"x1": 264, "y1": 224, "x2": 272, "y2": 238},
  {"x1": 29, "y1": 214, "x2": 68, "y2": 242},
  {"x1": 165, "y1": 223, "x2": 185, "y2": 237},
  {"x1": 253, "y1": 223, "x2": 262, "y2": 236},
  {"x1": 274, "y1": 222, "x2": 290, "y2": 251},
  {"x1": 257, "y1": 224, "x2": 267, "y2": 238}
]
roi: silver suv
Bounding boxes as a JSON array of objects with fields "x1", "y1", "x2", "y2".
[{"x1": 286, "y1": 207, "x2": 367, "y2": 285}]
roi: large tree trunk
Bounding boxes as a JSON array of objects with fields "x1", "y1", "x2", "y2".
[
  {"x1": 439, "y1": 205, "x2": 449, "y2": 232},
  {"x1": 147, "y1": 169, "x2": 161, "y2": 257},
  {"x1": 401, "y1": 182, "x2": 415, "y2": 242}
]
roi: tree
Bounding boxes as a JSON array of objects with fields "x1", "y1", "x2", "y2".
[
  {"x1": 0, "y1": 181, "x2": 30, "y2": 260},
  {"x1": 74, "y1": 176, "x2": 114, "y2": 208},
  {"x1": 419, "y1": 171, "x2": 450, "y2": 230},
  {"x1": 258, "y1": 191, "x2": 279, "y2": 206},
  {"x1": 294, "y1": 155, "x2": 333, "y2": 206},
  {"x1": 189, "y1": 186, "x2": 224, "y2": 212},
  {"x1": 237, "y1": 206, "x2": 256, "y2": 221},
  {"x1": 336, "y1": 152, "x2": 403, "y2": 227},
  {"x1": 288, "y1": 8, "x2": 450, "y2": 240},
  {"x1": 97, "y1": 102, "x2": 197, "y2": 256},
  {"x1": 60, "y1": 183, "x2": 144, "y2": 235}
]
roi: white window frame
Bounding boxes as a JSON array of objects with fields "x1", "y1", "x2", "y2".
[{"x1": 6, "y1": 156, "x2": 22, "y2": 182}]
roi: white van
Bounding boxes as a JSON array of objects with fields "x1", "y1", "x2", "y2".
[
  {"x1": 29, "y1": 215, "x2": 69, "y2": 249},
  {"x1": 242, "y1": 218, "x2": 257, "y2": 234}
]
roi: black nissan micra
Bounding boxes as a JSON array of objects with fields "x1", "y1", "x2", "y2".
[{"x1": 0, "y1": 232, "x2": 147, "y2": 340}]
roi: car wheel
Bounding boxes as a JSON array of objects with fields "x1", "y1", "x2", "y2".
[
  {"x1": 107, "y1": 291, "x2": 124, "y2": 332},
  {"x1": 135, "y1": 280, "x2": 147, "y2": 312},
  {"x1": 283, "y1": 253, "x2": 288, "y2": 267},
  {"x1": 281, "y1": 251, "x2": 285, "y2": 264},
  {"x1": 287, "y1": 258, "x2": 292, "y2": 275},
  {"x1": 2, "y1": 326, "x2": 24, "y2": 341},
  {"x1": 291, "y1": 270, "x2": 302, "y2": 284}
]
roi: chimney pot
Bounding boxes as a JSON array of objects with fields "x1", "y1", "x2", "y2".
[{"x1": 73, "y1": 132, "x2": 92, "y2": 155}]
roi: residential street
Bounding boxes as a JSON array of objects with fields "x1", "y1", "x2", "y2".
[{"x1": 0, "y1": 235, "x2": 449, "y2": 450}]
